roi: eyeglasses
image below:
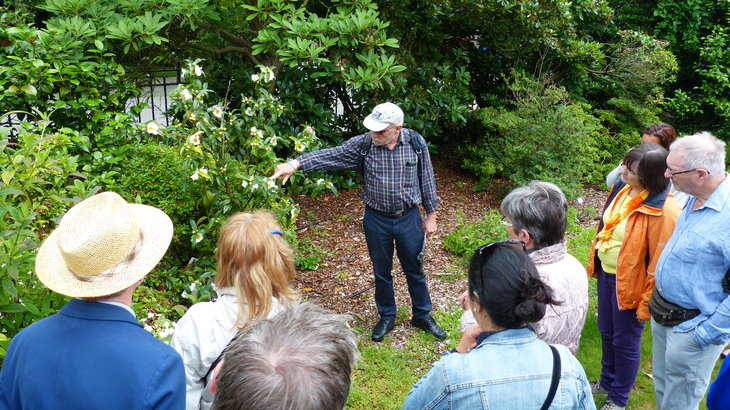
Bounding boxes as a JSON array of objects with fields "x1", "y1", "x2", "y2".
[
  {"x1": 666, "y1": 168, "x2": 702, "y2": 177},
  {"x1": 500, "y1": 216, "x2": 513, "y2": 228},
  {"x1": 269, "y1": 229, "x2": 284, "y2": 237},
  {"x1": 477, "y1": 239, "x2": 527, "y2": 255}
]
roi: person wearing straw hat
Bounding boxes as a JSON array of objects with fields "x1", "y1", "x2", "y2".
[
  {"x1": 271, "y1": 102, "x2": 446, "y2": 343},
  {"x1": 0, "y1": 192, "x2": 185, "y2": 410}
]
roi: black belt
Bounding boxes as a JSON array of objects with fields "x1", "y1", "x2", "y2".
[{"x1": 366, "y1": 205, "x2": 414, "y2": 218}]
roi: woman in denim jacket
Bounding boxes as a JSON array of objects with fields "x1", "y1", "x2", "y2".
[{"x1": 403, "y1": 242, "x2": 595, "y2": 410}]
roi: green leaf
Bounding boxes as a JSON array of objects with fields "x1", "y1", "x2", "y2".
[
  {"x1": 94, "y1": 39, "x2": 104, "y2": 50},
  {"x1": 20, "y1": 84, "x2": 37, "y2": 96},
  {"x1": 0, "y1": 304, "x2": 27, "y2": 313},
  {"x1": 23, "y1": 302, "x2": 41, "y2": 316},
  {"x1": 2, "y1": 279, "x2": 17, "y2": 299},
  {"x1": 0, "y1": 188, "x2": 23, "y2": 196}
]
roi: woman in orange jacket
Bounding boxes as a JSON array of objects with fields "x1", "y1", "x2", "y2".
[{"x1": 587, "y1": 143, "x2": 679, "y2": 410}]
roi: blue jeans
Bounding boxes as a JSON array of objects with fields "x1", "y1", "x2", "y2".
[
  {"x1": 651, "y1": 319, "x2": 725, "y2": 410},
  {"x1": 363, "y1": 206, "x2": 432, "y2": 320},
  {"x1": 597, "y1": 268, "x2": 645, "y2": 407}
]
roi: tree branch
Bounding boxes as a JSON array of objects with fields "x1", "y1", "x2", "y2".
[{"x1": 181, "y1": 42, "x2": 262, "y2": 66}]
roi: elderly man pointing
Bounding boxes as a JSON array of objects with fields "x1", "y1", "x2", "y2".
[{"x1": 271, "y1": 102, "x2": 445, "y2": 342}]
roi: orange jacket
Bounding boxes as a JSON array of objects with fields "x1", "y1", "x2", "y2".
[{"x1": 587, "y1": 182, "x2": 680, "y2": 320}]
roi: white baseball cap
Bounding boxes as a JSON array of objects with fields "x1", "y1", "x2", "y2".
[{"x1": 362, "y1": 102, "x2": 404, "y2": 132}]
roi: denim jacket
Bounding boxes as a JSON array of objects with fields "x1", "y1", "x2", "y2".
[{"x1": 402, "y1": 328, "x2": 596, "y2": 410}]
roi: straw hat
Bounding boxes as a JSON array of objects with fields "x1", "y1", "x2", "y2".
[{"x1": 35, "y1": 192, "x2": 173, "y2": 297}]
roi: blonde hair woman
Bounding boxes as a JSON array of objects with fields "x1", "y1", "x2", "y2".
[{"x1": 171, "y1": 211, "x2": 298, "y2": 410}]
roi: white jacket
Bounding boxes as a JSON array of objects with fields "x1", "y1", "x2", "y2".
[{"x1": 170, "y1": 287, "x2": 285, "y2": 410}]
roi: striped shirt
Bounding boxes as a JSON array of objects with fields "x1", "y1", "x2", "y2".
[{"x1": 297, "y1": 128, "x2": 440, "y2": 214}]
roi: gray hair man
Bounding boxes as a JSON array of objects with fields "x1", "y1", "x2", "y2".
[
  {"x1": 459, "y1": 181, "x2": 588, "y2": 355},
  {"x1": 651, "y1": 132, "x2": 730, "y2": 410},
  {"x1": 210, "y1": 302, "x2": 360, "y2": 410}
]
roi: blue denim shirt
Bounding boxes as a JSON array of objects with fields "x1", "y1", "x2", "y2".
[
  {"x1": 402, "y1": 328, "x2": 595, "y2": 410},
  {"x1": 655, "y1": 175, "x2": 730, "y2": 347}
]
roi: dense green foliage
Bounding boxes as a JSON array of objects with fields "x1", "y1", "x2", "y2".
[
  {"x1": 612, "y1": 0, "x2": 730, "y2": 137},
  {"x1": 2, "y1": 0, "x2": 729, "y2": 363},
  {"x1": 463, "y1": 72, "x2": 606, "y2": 198},
  {"x1": 0, "y1": 118, "x2": 97, "y2": 356}
]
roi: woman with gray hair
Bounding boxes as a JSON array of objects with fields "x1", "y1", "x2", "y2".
[{"x1": 459, "y1": 181, "x2": 589, "y2": 355}]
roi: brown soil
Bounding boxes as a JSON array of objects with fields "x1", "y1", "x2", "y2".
[{"x1": 292, "y1": 155, "x2": 605, "y2": 344}]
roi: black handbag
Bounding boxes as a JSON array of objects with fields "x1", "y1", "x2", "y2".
[{"x1": 648, "y1": 289, "x2": 700, "y2": 326}]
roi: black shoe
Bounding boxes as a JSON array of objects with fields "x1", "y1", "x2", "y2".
[
  {"x1": 372, "y1": 318, "x2": 396, "y2": 342},
  {"x1": 412, "y1": 316, "x2": 447, "y2": 340}
]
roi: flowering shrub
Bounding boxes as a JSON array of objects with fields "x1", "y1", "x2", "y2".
[
  {"x1": 130, "y1": 59, "x2": 339, "y2": 311},
  {"x1": 0, "y1": 114, "x2": 100, "y2": 358}
]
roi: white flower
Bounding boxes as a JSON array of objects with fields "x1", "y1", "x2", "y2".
[
  {"x1": 199, "y1": 167, "x2": 208, "y2": 175},
  {"x1": 190, "y1": 171, "x2": 199, "y2": 180},
  {"x1": 245, "y1": 107, "x2": 255, "y2": 116},
  {"x1": 577, "y1": 197, "x2": 584, "y2": 205},
  {"x1": 190, "y1": 283, "x2": 197, "y2": 291},
  {"x1": 194, "y1": 232, "x2": 204, "y2": 243},
  {"x1": 251, "y1": 73, "x2": 260, "y2": 82},
  {"x1": 146, "y1": 121, "x2": 159, "y2": 135},
  {"x1": 295, "y1": 143, "x2": 306, "y2": 152},
  {"x1": 144, "y1": 324, "x2": 154, "y2": 333},
  {"x1": 188, "y1": 130, "x2": 203, "y2": 146},
  {"x1": 147, "y1": 312, "x2": 155, "y2": 319},
  {"x1": 189, "y1": 113, "x2": 197, "y2": 121},
  {"x1": 266, "y1": 179, "x2": 277, "y2": 190},
  {"x1": 180, "y1": 68, "x2": 188, "y2": 79},
  {"x1": 316, "y1": 178, "x2": 325, "y2": 185},
  {"x1": 212, "y1": 106, "x2": 223, "y2": 118},
  {"x1": 180, "y1": 88, "x2": 192, "y2": 100},
  {"x1": 269, "y1": 135, "x2": 278, "y2": 146},
  {"x1": 193, "y1": 63, "x2": 203, "y2": 76},
  {"x1": 304, "y1": 125, "x2": 315, "y2": 137},
  {"x1": 181, "y1": 290, "x2": 189, "y2": 299},
  {"x1": 242, "y1": 180, "x2": 248, "y2": 188},
  {"x1": 250, "y1": 126, "x2": 264, "y2": 138},
  {"x1": 260, "y1": 66, "x2": 275, "y2": 82},
  {"x1": 252, "y1": 183, "x2": 259, "y2": 190}
]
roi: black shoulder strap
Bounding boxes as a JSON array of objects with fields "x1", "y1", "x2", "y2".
[
  {"x1": 540, "y1": 345, "x2": 561, "y2": 410},
  {"x1": 409, "y1": 129, "x2": 427, "y2": 154},
  {"x1": 358, "y1": 134, "x2": 372, "y2": 175},
  {"x1": 201, "y1": 331, "x2": 241, "y2": 387},
  {"x1": 723, "y1": 265, "x2": 730, "y2": 293}
]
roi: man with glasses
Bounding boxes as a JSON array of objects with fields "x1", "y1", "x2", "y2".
[
  {"x1": 459, "y1": 181, "x2": 588, "y2": 355},
  {"x1": 271, "y1": 102, "x2": 445, "y2": 342},
  {"x1": 652, "y1": 132, "x2": 730, "y2": 410}
]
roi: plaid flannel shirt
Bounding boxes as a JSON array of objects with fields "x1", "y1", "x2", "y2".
[{"x1": 296, "y1": 128, "x2": 440, "y2": 214}]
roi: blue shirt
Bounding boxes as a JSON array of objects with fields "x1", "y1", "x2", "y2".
[
  {"x1": 402, "y1": 327, "x2": 595, "y2": 410},
  {"x1": 0, "y1": 299, "x2": 185, "y2": 410},
  {"x1": 655, "y1": 175, "x2": 730, "y2": 347},
  {"x1": 297, "y1": 128, "x2": 440, "y2": 214}
]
